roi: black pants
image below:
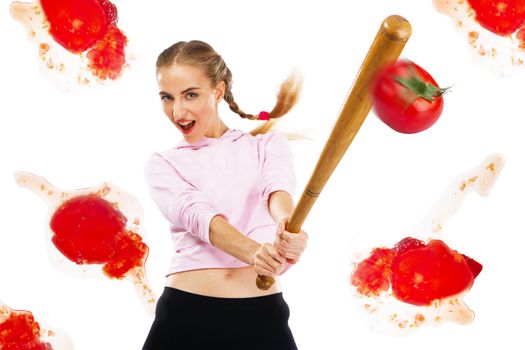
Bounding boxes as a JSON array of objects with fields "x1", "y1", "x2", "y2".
[{"x1": 142, "y1": 287, "x2": 298, "y2": 350}]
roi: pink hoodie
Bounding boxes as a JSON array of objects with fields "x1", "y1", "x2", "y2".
[{"x1": 144, "y1": 129, "x2": 296, "y2": 275}]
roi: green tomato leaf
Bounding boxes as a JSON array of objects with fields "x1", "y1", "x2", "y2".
[{"x1": 395, "y1": 74, "x2": 450, "y2": 103}]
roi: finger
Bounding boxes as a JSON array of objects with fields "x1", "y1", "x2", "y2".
[
  {"x1": 276, "y1": 263, "x2": 287, "y2": 275},
  {"x1": 277, "y1": 218, "x2": 287, "y2": 235},
  {"x1": 280, "y1": 246, "x2": 304, "y2": 258},
  {"x1": 282, "y1": 241, "x2": 307, "y2": 252},
  {"x1": 258, "y1": 249, "x2": 284, "y2": 273},
  {"x1": 274, "y1": 234, "x2": 283, "y2": 246},
  {"x1": 255, "y1": 260, "x2": 279, "y2": 276},
  {"x1": 265, "y1": 244, "x2": 287, "y2": 264},
  {"x1": 275, "y1": 244, "x2": 286, "y2": 257},
  {"x1": 282, "y1": 231, "x2": 308, "y2": 242},
  {"x1": 283, "y1": 246, "x2": 305, "y2": 253},
  {"x1": 283, "y1": 252, "x2": 301, "y2": 260},
  {"x1": 263, "y1": 251, "x2": 286, "y2": 270},
  {"x1": 255, "y1": 257, "x2": 279, "y2": 275},
  {"x1": 255, "y1": 245, "x2": 278, "y2": 271},
  {"x1": 274, "y1": 235, "x2": 285, "y2": 246},
  {"x1": 278, "y1": 241, "x2": 306, "y2": 252},
  {"x1": 277, "y1": 222, "x2": 285, "y2": 236},
  {"x1": 279, "y1": 231, "x2": 304, "y2": 243},
  {"x1": 254, "y1": 265, "x2": 276, "y2": 277},
  {"x1": 279, "y1": 231, "x2": 292, "y2": 242}
]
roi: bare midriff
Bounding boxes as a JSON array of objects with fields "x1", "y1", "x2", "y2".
[{"x1": 166, "y1": 266, "x2": 281, "y2": 298}]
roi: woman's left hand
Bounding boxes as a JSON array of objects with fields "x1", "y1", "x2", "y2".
[{"x1": 274, "y1": 217, "x2": 308, "y2": 264}]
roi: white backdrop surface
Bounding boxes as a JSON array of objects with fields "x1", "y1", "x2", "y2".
[{"x1": 1, "y1": 0, "x2": 524, "y2": 349}]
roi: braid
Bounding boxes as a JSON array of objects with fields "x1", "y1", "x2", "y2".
[
  {"x1": 222, "y1": 69, "x2": 302, "y2": 125},
  {"x1": 223, "y1": 84, "x2": 257, "y2": 120},
  {"x1": 222, "y1": 67, "x2": 255, "y2": 120}
]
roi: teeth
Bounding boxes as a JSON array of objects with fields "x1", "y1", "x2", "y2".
[{"x1": 178, "y1": 120, "x2": 195, "y2": 131}]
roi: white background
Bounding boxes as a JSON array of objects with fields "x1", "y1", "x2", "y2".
[{"x1": 1, "y1": 0, "x2": 524, "y2": 349}]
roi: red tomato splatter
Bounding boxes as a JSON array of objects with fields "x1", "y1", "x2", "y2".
[
  {"x1": 517, "y1": 28, "x2": 525, "y2": 48},
  {"x1": 0, "y1": 311, "x2": 52, "y2": 350},
  {"x1": 394, "y1": 236, "x2": 426, "y2": 254},
  {"x1": 98, "y1": 0, "x2": 118, "y2": 25},
  {"x1": 86, "y1": 26, "x2": 128, "y2": 80},
  {"x1": 351, "y1": 248, "x2": 396, "y2": 297},
  {"x1": 462, "y1": 253, "x2": 483, "y2": 278},
  {"x1": 467, "y1": 0, "x2": 525, "y2": 36},
  {"x1": 49, "y1": 194, "x2": 148, "y2": 279},
  {"x1": 39, "y1": 0, "x2": 127, "y2": 80},
  {"x1": 352, "y1": 237, "x2": 482, "y2": 306}
]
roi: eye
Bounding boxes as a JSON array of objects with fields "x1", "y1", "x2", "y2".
[
  {"x1": 160, "y1": 95, "x2": 173, "y2": 103},
  {"x1": 186, "y1": 92, "x2": 198, "y2": 99}
]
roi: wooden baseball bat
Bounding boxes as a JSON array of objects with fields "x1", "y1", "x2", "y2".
[{"x1": 256, "y1": 15, "x2": 412, "y2": 290}]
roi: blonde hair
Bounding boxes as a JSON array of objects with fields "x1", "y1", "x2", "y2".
[{"x1": 156, "y1": 40, "x2": 302, "y2": 136}]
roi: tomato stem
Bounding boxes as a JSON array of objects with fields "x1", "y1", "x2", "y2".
[{"x1": 395, "y1": 75, "x2": 450, "y2": 102}]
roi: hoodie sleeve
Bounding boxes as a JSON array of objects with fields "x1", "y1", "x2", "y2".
[
  {"x1": 144, "y1": 153, "x2": 227, "y2": 244},
  {"x1": 259, "y1": 132, "x2": 297, "y2": 203}
]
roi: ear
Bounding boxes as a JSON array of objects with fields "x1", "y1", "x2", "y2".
[{"x1": 215, "y1": 81, "x2": 226, "y2": 102}]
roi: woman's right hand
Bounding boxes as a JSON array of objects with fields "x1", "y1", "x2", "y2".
[{"x1": 252, "y1": 243, "x2": 287, "y2": 277}]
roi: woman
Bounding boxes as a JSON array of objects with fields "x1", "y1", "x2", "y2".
[{"x1": 142, "y1": 40, "x2": 308, "y2": 350}]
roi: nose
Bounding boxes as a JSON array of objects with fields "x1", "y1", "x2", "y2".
[{"x1": 171, "y1": 100, "x2": 186, "y2": 120}]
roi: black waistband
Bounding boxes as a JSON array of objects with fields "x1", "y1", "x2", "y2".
[{"x1": 162, "y1": 286, "x2": 285, "y2": 309}]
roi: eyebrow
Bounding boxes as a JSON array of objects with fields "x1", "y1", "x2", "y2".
[
  {"x1": 181, "y1": 87, "x2": 200, "y2": 94},
  {"x1": 158, "y1": 87, "x2": 200, "y2": 96}
]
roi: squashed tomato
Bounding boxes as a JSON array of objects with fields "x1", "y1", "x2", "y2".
[
  {"x1": 351, "y1": 236, "x2": 483, "y2": 306},
  {"x1": 49, "y1": 194, "x2": 148, "y2": 279},
  {"x1": 371, "y1": 60, "x2": 448, "y2": 134},
  {"x1": 466, "y1": 0, "x2": 525, "y2": 36},
  {"x1": 39, "y1": 0, "x2": 109, "y2": 53}
]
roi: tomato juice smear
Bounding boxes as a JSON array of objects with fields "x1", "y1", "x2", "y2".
[
  {"x1": 49, "y1": 194, "x2": 148, "y2": 279},
  {"x1": 39, "y1": 0, "x2": 127, "y2": 80},
  {"x1": 0, "y1": 311, "x2": 52, "y2": 350},
  {"x1": 351, "y1": 237, "x2": 482, "y2": 306},
  {"x1": 517, "y1": 28, "x2": 525, "y2": 48},
  {"x1": 466, "y1": 0, "x2": 525, "y2": 36}
]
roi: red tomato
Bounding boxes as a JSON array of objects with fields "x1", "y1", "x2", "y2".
[{"x1": 371, "y1": 59, "x2": 448, "y2": 134}]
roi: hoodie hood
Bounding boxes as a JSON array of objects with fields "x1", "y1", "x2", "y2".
[{"x1": 175, "y1": 129, "x2": 246, "y2": 150}]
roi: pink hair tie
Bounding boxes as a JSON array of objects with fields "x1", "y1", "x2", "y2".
[{"x1": 258, "y1": 111, "x2": 270, "y2": 121}]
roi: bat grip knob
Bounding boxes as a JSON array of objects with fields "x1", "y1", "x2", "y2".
[
  {"x1": 381, "y1": 15, "x2": 412, "y2": 42},
  {"x1": 256, "y1": 275, "x2": 275, "y2": 290}
]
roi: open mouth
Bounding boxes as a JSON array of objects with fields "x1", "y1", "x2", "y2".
[{"x1": 177, "y1": 120, "x2": 195, "y2": 133}]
